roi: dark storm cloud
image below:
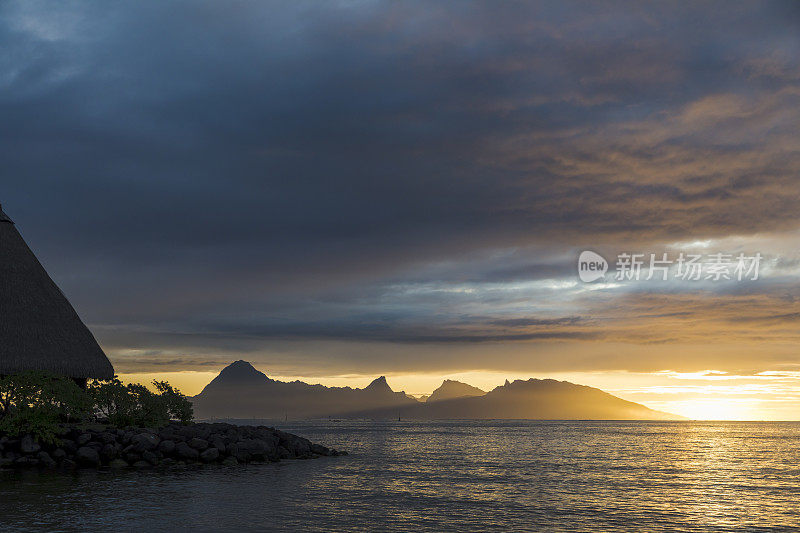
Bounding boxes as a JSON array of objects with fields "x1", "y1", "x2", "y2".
[{"x1": 1, "y1": 1, "x2": 799, "y2": 372}]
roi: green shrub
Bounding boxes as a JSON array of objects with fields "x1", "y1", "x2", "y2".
[
  {"x1": 89, "y1": 377, "x2": 194, "y2": 427},
  {"x1": 0, "y1": 371, "x2": 91, "y2": 444},
  {"x1": 0, "y1": 372, "x2": 194, "y2": 442},
  {"x1": 153, "y1": 380, "x2": 194, "y2": 424},
  {"x1": 88, "y1": 377, "x2": 138, "y2": 427},
  {"x1": 125, "y1": 383, "x2": 169, "y2": 427}
]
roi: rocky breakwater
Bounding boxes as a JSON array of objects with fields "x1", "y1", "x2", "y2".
[{"x1": 0, "y1": 423, "x2": 345, "y2": 470}]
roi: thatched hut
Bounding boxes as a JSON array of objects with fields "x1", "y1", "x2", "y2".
[{"x1": 0, "y1": 204, "x2": 114, "y2": 384}]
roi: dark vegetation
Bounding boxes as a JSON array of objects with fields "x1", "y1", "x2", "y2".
[{"x1": 0, "y1": 371, "x2": 193, "y2": 444}]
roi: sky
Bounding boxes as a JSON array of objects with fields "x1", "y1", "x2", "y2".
[{"x1": 2, "y1": 1, "x2": 800, "y2": 419}]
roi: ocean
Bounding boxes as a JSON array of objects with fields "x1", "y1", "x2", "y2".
[{"x1": 1, "y1": 420, "x2": 799, "y2": 532}]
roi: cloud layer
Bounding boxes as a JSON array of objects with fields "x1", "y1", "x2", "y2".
[{"x1": 2, "y1": 1, "x2": 800, "y2": 380}]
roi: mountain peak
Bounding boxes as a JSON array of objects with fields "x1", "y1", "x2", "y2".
[
  {"x1": 364, "y1": 376, "x2": 392, "y2": 392},
  {"x1": 428, "y1": 379, "x2": 485, "y2": 403},
  {"x1": 228, "y1": 360, "x2": 256, "y2": 369},
  {"x1": 222, "y1": 359, "x2": 259, "y2": 372},
  {"x1": 209, "y1": 360, "x2": 271, "y2": 386}
]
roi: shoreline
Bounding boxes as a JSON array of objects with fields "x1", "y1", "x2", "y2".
[{"x1": 0, "y1": 422, "x2": 345, "y2": 471}]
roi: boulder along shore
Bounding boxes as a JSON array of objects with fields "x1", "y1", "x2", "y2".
[{"x1": 0, "y1": 422, "x2": 345, "y2": 470}]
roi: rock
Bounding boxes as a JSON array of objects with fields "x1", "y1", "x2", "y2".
[
  {"x1": 277, "y1": 446, "x2": 291, "y2": 459},
  {"x1": 255, "y1": 428, "x2": 279, "y2": 445},
  {"x1": 158, "y1": 428, "x2": 178, "y2": 442},
  {"x1": 122, "y1": 431, "x2": 136, "y2": 445},
  {"x1": 199, "y1": 448, "x2": 219, "y2": 463},
  {"x1": 188, "y1": 438, "x2": 208, "y2": 451},
  {"x1": 158, "y1": 440, "x2": 176, "y2": 455},
  {"x1": 20, "y1": 435, "x2": 41, "y2": 454},
  {"x1": 178, "y1": 426, "x2": 198, "y2": 440},
  {"x1": 210, "y1": 437, "x2": 226, "y2": 453},
  {"x1": 14, "y1": 456, "x2": 38, "y2": 467},
  {"x1": 131, "y1": 433, "x2": 160, "y2": 452},
  {"x1": 226, "y1": 443, "x2": 249, "y2": 463},
  {"x1": 0, "y1": 422, "x2": 344, "y2": 470},
  {"x1": 194, "y1": 425, "x2": 212, "y2": 440},
  {"x1": 108, "y1": 459, "x2": 128, "y2": 469},
  {"x1": 142, "y1": 451, "x2": 159, "y2": 465},
  {"x1": 239, "y1": 439, "x2": 270, "y2": 457},
  {"x1": 125, "y1": 452, "x2": 141, "y2": 464},
  {"x1": 76, "y1": 447, "x2": 101, "y2": 467},
  {"x1": 175, "y1": 442, "x2": 199, "y2": 461},
  {"x1": 310, "y1": 443, "x2": 329, "y2": 456},
  {"x1": 37, "y1": 451, "x2": 57, "y2": 468},
  {"x1": 101, "y1": 443, "x2": 118, "y2": 462},
  {"x1": 288, "y1": 438, "x2": 311, "y2": 457}
]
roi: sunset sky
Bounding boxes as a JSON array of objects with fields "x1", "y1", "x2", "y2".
[{"x1": 2, "y1": 1, "x2": 800, "y2": 419}]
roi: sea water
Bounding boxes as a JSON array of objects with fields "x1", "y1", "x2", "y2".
[{"x1": 1, "y1": 420, "x2": 799, "y2": 532}]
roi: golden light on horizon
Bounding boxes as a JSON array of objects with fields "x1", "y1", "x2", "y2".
[
  {"x1": 668, "y1": 399, "x2": 747, "y2": 421},
  {"x1": 118, "y1": 371, "x2": 219, "y2": 396},
  {"x1": 117, "y1": 368, "x2": 800, "y2": 421}
]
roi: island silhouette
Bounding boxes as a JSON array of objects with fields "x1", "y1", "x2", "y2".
[{"x1": 192, "y1": 361, "x2": 683, "y2": 420}]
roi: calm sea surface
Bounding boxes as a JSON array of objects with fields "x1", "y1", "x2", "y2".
[{"x1": 2, "y1": 421, "x2": 800, "y2": 532}]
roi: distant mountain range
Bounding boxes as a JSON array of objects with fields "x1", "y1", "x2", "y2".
[{"x1": 191, "y1": 361, "x2": 684, "y2": 420}]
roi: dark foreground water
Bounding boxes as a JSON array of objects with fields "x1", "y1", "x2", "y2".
[{"x1": 2, "y1": 420, "x2": 800, "y2": 532}]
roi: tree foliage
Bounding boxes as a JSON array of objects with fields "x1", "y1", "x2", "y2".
[
  {"x1": 153, "y1": 380, "x2": 194, "y2": 424},
  {"x1": 0, "y1": 372, "x2": 91, "y2": 443},
  {"x1": 0, "y1": 372, "x2": 194, "y2": 442}
]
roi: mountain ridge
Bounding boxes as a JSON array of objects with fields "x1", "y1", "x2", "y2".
[
  {"x1": 191, "y1": 361, "x2": 684, "y2": 420},
  {"x1": 193, "y1": 361, "x2": 417, "y2": 419}
]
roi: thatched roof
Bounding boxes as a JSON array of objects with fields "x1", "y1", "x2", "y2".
[{"x1": 0, "y1": 205, "x2": 114, "y2": 379}]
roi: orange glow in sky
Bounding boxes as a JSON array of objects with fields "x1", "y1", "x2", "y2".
[{"x1": 118, "y1": 367, "x2": 800, "y2": 421}]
